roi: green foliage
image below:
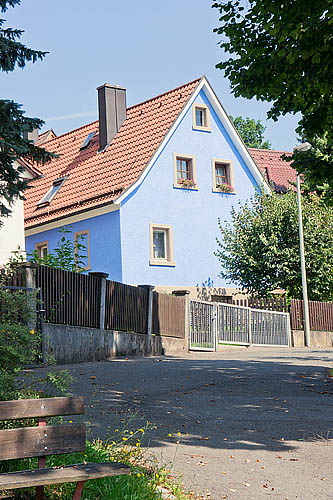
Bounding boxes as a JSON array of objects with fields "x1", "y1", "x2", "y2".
[
  {"x1": 215, "y1": 190, "x2": 333, "y2": 301},
  {"x1": 0, "y1": 0, "x2": 55, "y2": 226},
  {"x1": 0, "y1": 426, "x2": 188, "y2": 499},
  {"x1": 284, "y1": 135, "x2": 333, "y2": 204},
  {"x1": 230, "y1": 115, "x2": 271, "y2": 149},
  {"x1": 213, "y1": 0, "x2": 333, "y2": 187},
  {"x1": 28, "y1": 226, "x2": 88, "y2": 272},
  {"x1": 0, "y1": 285, "x2": 72, "y2": 402}
]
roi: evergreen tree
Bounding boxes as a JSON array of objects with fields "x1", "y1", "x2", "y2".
[{"x1": 0, "y1": 0, "x2": 54, "y2": 225}]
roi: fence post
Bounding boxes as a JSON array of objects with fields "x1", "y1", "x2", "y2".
[
  {"x1": 248, "y1": 307, "x2": 252, "y2": 346},
  {"x1": 139, "y1": 285, "x2": 155, "y2": 354},
  {"x1": 89, "y1": 272, "x2": 109, "y2": 329},
  {"x1": 21, "y1": 262, "x2": 37, "y2": 332},
  {"x1": 172, "y1": 290, "x2": 190, "y2": 351}
]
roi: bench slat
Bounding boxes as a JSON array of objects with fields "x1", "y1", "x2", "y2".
[
  {"x1": 0, "y1": 462, "x2": 131, "y2": 489},
  {"x1": 0, "y1": 397, "x2": 84, "y2": 421},
  {"x1": 0, "y1": 424, "x2": 86, "y2": 460}
]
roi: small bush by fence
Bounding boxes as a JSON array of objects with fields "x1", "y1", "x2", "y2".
[
  {"x1": 290, "y1": 299, "x2": 333, "y2": 332},
  {"x1": 152, "y1": 292, "x2": 185, "y2": 338}
]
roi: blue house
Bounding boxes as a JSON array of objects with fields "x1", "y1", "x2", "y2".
[{"x1": 24, "y1": 77, "x2": 270, "y2": 288}]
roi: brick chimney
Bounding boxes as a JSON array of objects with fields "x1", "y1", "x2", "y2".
[
  {"x1": 23, "y1": 128, "x2": 39, "y2": 144},
  {"x1": 97, "y1": 83, "x2": 126, "y2": 152}
]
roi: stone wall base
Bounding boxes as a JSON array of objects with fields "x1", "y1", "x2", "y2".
[
  {"x1": 291, "y1": 330, "x2": 333, "y2": 348},
  {"x1": 42, "y1": 323, "x2": 186, "y2": 364}
]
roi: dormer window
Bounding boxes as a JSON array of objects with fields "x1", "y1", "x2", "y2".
[
  {"x1": 37, "y1": 177, "x2": 66, "y2": 207},
  {"x1": 192, "y1": 104, "x2": 211, "y2": 132},
  {"x1": 80, "y1": 131, "x2": 96, "y2": 150}
]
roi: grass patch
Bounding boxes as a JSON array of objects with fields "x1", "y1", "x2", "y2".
[{"x1": 0, "y1": 425, "x2": 195, "y2": 500}]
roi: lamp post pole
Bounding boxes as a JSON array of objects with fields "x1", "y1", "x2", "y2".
[{"x1": 293, "y1": 143, "x2": 311, "y2": 347}]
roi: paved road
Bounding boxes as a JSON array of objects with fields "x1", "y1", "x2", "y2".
[{"x1": 52, "y1": 348, "x2": 333, "y2": 500}]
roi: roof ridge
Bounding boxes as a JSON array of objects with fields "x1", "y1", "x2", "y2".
[
  {"x1": 249, "y1": 147, "x2": 292, "y2": 154},
  {"x1": 39, "y1": 77, "x2": 202, "y2": 145},
  {"x1": 128, "y1": 76, "x2": 202, "y2": 110},
  {"x1": 39, "y1": 120, "x2": 99, "y2": 146}
]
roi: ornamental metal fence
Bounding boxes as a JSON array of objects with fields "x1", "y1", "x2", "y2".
[{"x1": 189, "y1": 300, "x2": 290, "y2": 350}]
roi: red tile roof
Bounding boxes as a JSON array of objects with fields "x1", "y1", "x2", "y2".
[
  {"x1": 249, "y1": 148, "x2": 295, "y2": 192},
  {"x1": 24, "y1": 78, "x2": 201, "y2": 228}
]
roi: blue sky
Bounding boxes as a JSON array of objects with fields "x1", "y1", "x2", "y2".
[{"x1": 2, "y1": 0, "x2": 299, "y2": 151}]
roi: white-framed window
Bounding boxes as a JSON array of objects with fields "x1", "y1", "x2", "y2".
[
  {"x1": 37, "y1": 177, "x2": 66, "y2": 207},
  {"x1": 212, "y1": 159, "x2": 235, "y2": 194},
  {"x1": 173, "y1": 153, "x2": 197, "y2": 189},
  {"x1": 74, "y1": 230, "x2": 90, "y2": 270},
  {"x1": 149, "y1": 224, "x2": 175, "y2": 267},
  {"x1": 192, "y1": 104, "x2": 211, "y2": 132},
  {"x1": 35, "y1": 241, "x2": 48, "y2": 258}
]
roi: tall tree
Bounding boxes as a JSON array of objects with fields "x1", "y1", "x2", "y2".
[
  {"x1": 0, "y1": 0, "x2": 54, "y2": 225},
  {"x1": 213, "y1": 0, "x2": 333, "y2": 190},
  {"x1": 230, "y1": 115, "x2": 271, "y2": 149},
  {"x1": 215, "y1": 190, "x2": 333, "y2": 301}
]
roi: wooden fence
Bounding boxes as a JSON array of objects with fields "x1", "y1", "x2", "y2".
[
  {"x1": 152, "y1": 292, "x2": 185, "y2": 338},
  {"x1": 290, "y1": 299, "x2": 333, "y2": 331},
  {"x1": 0, "y1": 267, "x2": 27, "y2": 287},
  {"x1": 232, "y1": 297, "x2": 287, "y2": 312},
  {"x1": 35, "y1": 265, "x2": 101, "y2": 328},
  {"x1": 104, "y1": 280, "x2": 148, "y2": 334}
]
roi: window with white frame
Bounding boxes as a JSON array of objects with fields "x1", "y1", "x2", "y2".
[
  {"x1": 192, "y1": 104, "x2": 211, "y2": 132},
  {"x1": 212, "y1": 159, "x2": 235, "y2": 193},
  {"x1": 173, "y1": 153, "x2": 197, "y2": 189},
  {"x1": 150, "y1": 224, "x2": 175, "y2": 266}
]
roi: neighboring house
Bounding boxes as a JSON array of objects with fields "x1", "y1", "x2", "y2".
[
  {"x1": 0, "y1": 158, "x2": 41, "y2": 266},
  {"x1": 24, "y1": 76, "x2": 273, "y2": 287},
  {"x1": 249, "y1": 148, "x2": 295, "y2": 193}
]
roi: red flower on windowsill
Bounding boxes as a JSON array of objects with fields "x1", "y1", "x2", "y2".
[
  {"x1": 216, "y1": 183, "x2": 234, "y2": 193},
  {"x1": 178, "y1": 178, "x2": 196, "y2": 189}
]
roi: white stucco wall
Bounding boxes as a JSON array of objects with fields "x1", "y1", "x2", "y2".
[
  {"x1": 0, "y1": 161, "x2": 33, "y2": 266},
  {"x1": 0, "y1": 198, "x2": 25, "y2": 265}
]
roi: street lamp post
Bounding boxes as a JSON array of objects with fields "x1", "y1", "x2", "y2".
[{"x1": 293, "y1": 142, "x2": 311, "y2": 347}]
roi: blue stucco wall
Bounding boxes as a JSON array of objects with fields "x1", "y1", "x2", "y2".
[
  {"x1": 120, "y1": 89, "x2": 259, "y2": 287},
  {"x1": 25, "y1": 209, "x2": 123, "y2": 282}
]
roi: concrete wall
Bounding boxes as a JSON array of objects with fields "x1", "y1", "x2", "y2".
[
  {"x1": 42, "y1": 323, "x2": 186, "y2": 364},
  {"x1": 291, "y1": 330, "x2": 333, "y2": 348}
]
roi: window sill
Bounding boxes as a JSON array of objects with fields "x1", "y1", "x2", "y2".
[
  {"x1": 173, "y1": 184, "x2": 198, "y2": 191},
  {"x1": 149, "y1": 259, "x2": 176, "y2": 267},
  {"x1": 192, "y1": 125, "x2": 211, "y2": 133},
  {"x1": 212, "y1": 187, "x2": 236, "y2": 195}
]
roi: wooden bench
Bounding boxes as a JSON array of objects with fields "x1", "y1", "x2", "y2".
[{"x1": 0, "y1": 396, "x2": 130, "y2": 499}]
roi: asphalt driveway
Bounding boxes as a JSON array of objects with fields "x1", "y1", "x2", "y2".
[{"x1": 50, "y1": 348, "x2": 333, "y2": 499}]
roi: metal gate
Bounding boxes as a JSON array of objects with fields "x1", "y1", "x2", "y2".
[
  {"x1": 189, "y1": 300, "x2": 291, "y2": 350},
  {"x1": 190, "y1": 300, "x2": 215, "y2": 351}
]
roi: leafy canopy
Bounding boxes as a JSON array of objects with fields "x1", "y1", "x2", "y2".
[
  {"x1": 215, "y1": 190, "x2": 333, "y2": 301},
  {"x1": 213, "y1": 0, "x2": 333, "y2": 191},
  {"x1": 0, "y1": 0, "x2": 54, "y2": 224},
  {"x1": 213, "y1": 0, "x2": 333, "y2": 141},
  {"x1": 230, "y1": 115, "x2": 271, "y2": 149}
]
